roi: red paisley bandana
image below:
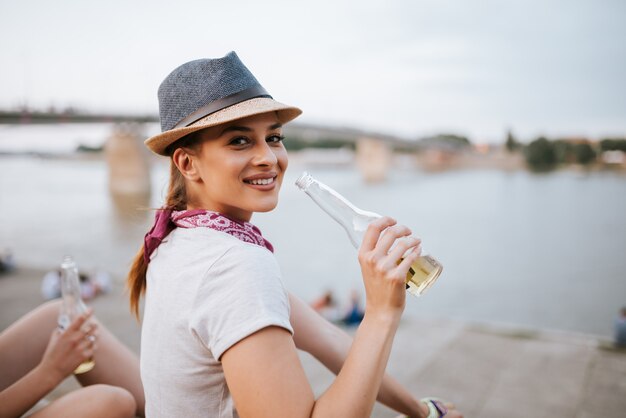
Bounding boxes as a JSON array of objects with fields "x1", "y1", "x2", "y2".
[{"x1": 143, "y1": 209, "x2": 273, "y2": 264}]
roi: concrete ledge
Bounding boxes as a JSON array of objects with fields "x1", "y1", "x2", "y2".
[{"x1": 2, "y1": 267, "x2": 625, "y2": 418}]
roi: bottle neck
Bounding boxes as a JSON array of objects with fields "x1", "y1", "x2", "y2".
[
  {"x1": 59, "y1": 258, "x2": 87, "y2": 320},
  {"x1": 296, "y1": 173, "x2": 381, "y2": 248}
]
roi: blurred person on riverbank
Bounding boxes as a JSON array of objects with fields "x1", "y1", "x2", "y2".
[
  {"x1": 310, "y1": 289, "x2": 341, "y2": 322},
  {"x1": 310, "y1": 289, "x2": 365, "y2": 325},
  {"x1": 127, "y1": 51, "x2": 461, "y2": 418},
  {"x1": 41, "y1": 269, "x2": 111, "y2": 301},
  {"x1": 0, "y1": 248, "x2": 15, "y2": 274},
  {"x1": 615, "y1": 307, "x2": 626, "y2": 348},
  {"x1": 0, "y1": 301, "x2": 144, "y2": 417},
  {"x1": 342, "y1": 289, "x2": 365, "y2": 326}
]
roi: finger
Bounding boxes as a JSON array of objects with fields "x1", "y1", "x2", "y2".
[
  {"x1": 361, "y1": 217, "x2": 395, "y2": 251},
  {"x1": 376, "y1": 239, "x2": 420, "y2": 273},
  {"x1": 386, "y1": 237, "x2": 421, "y2": 263},
  {"x1": 77, "y1": 339, "x2": 94, "y2": 353},
  {"x1": 68, "y1": 309, "x2": 93, "y2": 332},
  {"x1": 375, "y1": 224, "x2": 413, "y2": 256},
  {"x1": 77, "y1": 337, "x2": 91, "y2": 350},
  {"x1": 83, "y1": 347, "x2": 95, "y2": 359},
  {"x1": 77, "y1": 331, "x2": 97, "y2": 350},
  {"x1": 46, "y1": 328, "x2": 61, "y2": 346},
  {"x1": 82, "y1": 321, "x2": 98, "y2": 336},
  {"x1": 89, "y1": 329, "x2": 99, "y2": 340},
  {"x1": 395, "y1": 246, "x2": 422, "y2": 274}
]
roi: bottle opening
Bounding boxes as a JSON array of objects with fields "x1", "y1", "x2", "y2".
[
  {"x1": 295, "y1": 171, "x2": 313, "y2": 190},
  {"x1": 61, "y1": 255, "x2": 75, "y2": 269}
]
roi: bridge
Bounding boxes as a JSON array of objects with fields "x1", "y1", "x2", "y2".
[
  {"x1": 0, "y1": 110, "x2": 412, "y2": 183},
  {"x1": 0, "y1": 110, "x2": 411, "y2": 144},
  {"x1": 0, "y1": 110, "x2": 158, "y2": 125}
]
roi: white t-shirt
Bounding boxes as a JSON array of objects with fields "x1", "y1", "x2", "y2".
[{"x1": 140, "y1": 227, "x2": 293, "y2": 418}]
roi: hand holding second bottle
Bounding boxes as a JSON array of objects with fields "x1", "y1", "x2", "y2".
[
  {"x1": 358, "y1": 217, "x2": 422, "y2": 320},
  {"x1": 38, "y1": 310, "x2": 98, "y2": 383}
]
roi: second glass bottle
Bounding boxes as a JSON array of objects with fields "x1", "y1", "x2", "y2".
[{"x1": 58, "y1": 255, "x2": 96, "y2": 374}]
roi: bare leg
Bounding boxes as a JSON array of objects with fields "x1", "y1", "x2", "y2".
[
  {"x1": 28, "y1": 384, "x2": 136, "y2": 418},
  {"x1": 0, "y1": 301, "x2": 60, "y2": 391},
  {"x1": 75, "y1": 320, "x2": 145, "y2": 416},
  {"x1": 0, "y1": 301, "x2": 145, "y2": 416}
]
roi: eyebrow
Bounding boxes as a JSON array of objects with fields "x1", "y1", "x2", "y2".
[{"x1": 219, "y1": 122, "x2": 283, "y2": 136}]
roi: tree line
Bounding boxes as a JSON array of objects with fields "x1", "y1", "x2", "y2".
[
  {"x1": 506, "y1": 133, "x2": 626, "y2": 171},
  {"x1": 281, "y1": 131, "x2": 625, "y2": 172}
]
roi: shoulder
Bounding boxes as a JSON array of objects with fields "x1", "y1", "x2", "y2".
[
  {"x1": 203, "y1": 240, "x2": 284, "y2": 303},
  {"x1": 166, "y1": 227, "x2": 273, "y2": 259},
  {"x1": 149, "y1": 228, "x2": 238, "y2": 278},
  {"x1": 213, "y1": 238, "x2": 279, "y2": 274},
  {"x1": 167, "y1": 229, "x2": 285, "y2": 295}
]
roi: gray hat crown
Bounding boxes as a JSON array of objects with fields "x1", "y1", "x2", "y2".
[{"x1": 157, "y1": 51, "x2": 271, "y2": 132}]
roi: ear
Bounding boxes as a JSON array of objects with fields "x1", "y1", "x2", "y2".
[{"x1": 172, "y1": 148, "x2": 200, "y2": 181}]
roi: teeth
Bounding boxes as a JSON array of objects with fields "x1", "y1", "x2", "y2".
[{"x1": 248, "y1": 177, "x2": 274, "y2": 185}]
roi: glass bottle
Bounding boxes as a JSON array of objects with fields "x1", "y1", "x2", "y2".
[
  {"x1": 57, "y1": 255, "x2": 95, "y2": 374},
  {"x1": 295, "y1": 172, "x2": 443, "y2": 297}
]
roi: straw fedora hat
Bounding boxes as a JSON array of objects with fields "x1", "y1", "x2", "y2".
[{"x1": 145, "y1": 52, "x2": 302, "y2": 155}]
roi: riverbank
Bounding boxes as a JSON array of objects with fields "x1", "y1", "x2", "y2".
[
  {"x1": 2, "y1": 147, "x2": 625, "y2": 174},
  {"x1": 1, "y1": 266, "x2": 625, "y2": 417}
]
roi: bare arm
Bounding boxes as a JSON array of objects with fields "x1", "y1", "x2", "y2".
[
  {"x1": 289, "y1": 292, "x2": 428, "y2": 418},
  {"x1": 0, "y1": 312, "x2": 96, "y2": 418},
  {"x1": 221, "y1": 217, "x2": 423, "y2": 418},
  {"x1": 0, "y1": 364, "x2": 61, "y2": 418}
]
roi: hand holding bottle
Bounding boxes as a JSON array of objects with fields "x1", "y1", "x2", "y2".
[
  {"x1": 57, "y1": 255, "x2": 96, "y2": 373},
  {"x1": 358, "y1": 217, "x2": 423, "y2": 316},
  {"x1": 296, "y1": 172, "x2": 443, "y2": 298},
  {"x1": 39, "y1": 310, "x2": 98, "y2": 383}
]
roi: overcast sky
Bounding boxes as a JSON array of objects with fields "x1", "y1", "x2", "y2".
[{"x1": 1, "y1": 0, "x2": 624, "y2": 142}]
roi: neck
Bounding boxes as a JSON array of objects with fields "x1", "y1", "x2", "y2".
[{"x1": 181, "y1": 206, "x2": 253, "y2": 223}]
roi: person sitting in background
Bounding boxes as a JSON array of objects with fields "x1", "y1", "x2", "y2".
[
  {"x1": 0, "y1": 301, "x2": 145, "y2": 417},
  {"x1": 41, "y1": 269, "x2": 111, "y2": 301},
  {"x1": 310, "y1": 289, "x2": 366, "y2": 325},
  {"x1": 341, "y1": 289, "x2": 365, "y2": 326},
  {"x1": 0, "y1": 248, "x2": 15, "y2": 274},
  {"x1": 615, "y1": 307, "x2": 626, "y2": 348},
  {"x1": 310, "y1": 290, "x2": 341, "y2": 323}
]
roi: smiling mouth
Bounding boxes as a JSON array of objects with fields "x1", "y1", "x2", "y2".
[{"x1": 244, "y1": 177, "x2": 276, "y2": 186}]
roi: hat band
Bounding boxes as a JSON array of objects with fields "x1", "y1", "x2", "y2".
[{"x1": 172, "y1": 85, "x2": 271, "y2": 130}]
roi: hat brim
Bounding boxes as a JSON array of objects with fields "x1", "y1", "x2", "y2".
[{"x1": 145, "y1": 97, "x2": 302, "y2": 155}]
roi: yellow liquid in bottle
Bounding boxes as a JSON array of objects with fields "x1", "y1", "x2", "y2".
[
  {"x1": 74, "y1": 358, "x2": 95, "y2": 374},
  {"x1": 404, "y1": 255, "x2": 443, "y2": 297}
]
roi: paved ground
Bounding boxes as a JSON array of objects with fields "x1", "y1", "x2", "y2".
[{"x1": 2, "y1": 266, "x2": 625, "y2": 418}]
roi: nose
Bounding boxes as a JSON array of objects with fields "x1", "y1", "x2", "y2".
[{"x1": 252, "y1": 141, "x2": 278, "y2": 166}]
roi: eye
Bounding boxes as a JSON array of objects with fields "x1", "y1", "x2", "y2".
[
  {"x1": 267, "y1": 134, "x2": 285, "y2": 144},
  {"x1": 228, "y1": 136, "x2": 250, "y2": 147}
]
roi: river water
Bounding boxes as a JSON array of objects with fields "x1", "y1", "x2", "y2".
[{"x1": 0, "y1": 127, "x2": 625, "y2": 338}]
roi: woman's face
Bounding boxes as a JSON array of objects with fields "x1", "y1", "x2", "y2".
[{"x1": 180, "y1": 112, "x2": 288, "y2": 221}]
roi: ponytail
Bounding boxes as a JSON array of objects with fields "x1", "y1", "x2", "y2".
[
  {"x1": 128, "y1": 248, "x2": 148, "y2": 319},
  {"x1": 127, "y1": 158, "x2": 191, "y2": 318}
]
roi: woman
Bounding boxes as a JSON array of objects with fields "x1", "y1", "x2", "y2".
[
  {"x1": 128, "y1": 51, "x2": 462, "y2": 418},
  {"x1": 0, "y1": 301, "x2": 144, "y2": 417}
]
